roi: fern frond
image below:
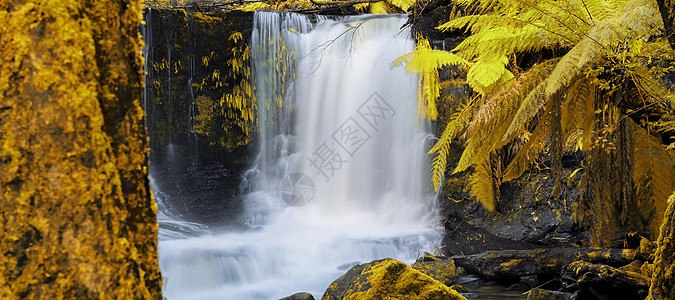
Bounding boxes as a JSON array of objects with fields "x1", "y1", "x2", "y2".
[
  {"x1": 503, "y1": 111, "x2": 551, "y2": 181},
  {"x1": 468, "y1": 159, "x2": 497, "y2": 212},
  {"x1": 422, "y1": 69, "x2": 440, "y2": 120},
  {"x1": 385, "y1": 0, "x2": 413, "y2": 11},
  {"x1": 544, "y1": 38, "x2": 598, "y2": 98},
  {"x1": 468, "y1": 60, "x2": 551, "y2": 138},
  {"x1": 583, "y1": 0, "x2": 627, "y2": 24},
  {"x1": 393, "y1": 37, "x2": 470, "y2": 121},
  {"x1": 454, "y1": 25, "x2": 549, "y2": 60},
  {"x1": 455, "y1": 0, "x2": 502, "y2": 15},
  {"x1": 369, "y1": 1, "x2": 388, "y2": 14},
  {"x1": 630, "y1": 118, "x2": 675, "y2": 236},
  {"x1": 502, "y1": 80, "x2": 547, "y2": 140},
  {"x1": 429, "y1": 98, "x2": 476, "y2": 191},
  {"x1": 437, "y1": 14, "x2": 508, "y2": 34},
  {"x1": 392, "y1": 38, "x2": 470, "y2": 73},
  {"x1": 561, "y1": 76, "x2": 593, "y2": 132},
  {"x1": 466, "y1": 53, "x2": 512, "y2": 95},
  {"x1": 577, "y1": 83, "x2": 597, "y2": 151},
  {"x1": 453, "y1": 136, "x2": 480, "y2": 174}
]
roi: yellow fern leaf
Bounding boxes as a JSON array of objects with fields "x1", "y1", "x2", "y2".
[
  {"x1": 583, "y1": 0, "x2": 628, "y2": 24},
  {"x1": 469, "y1": 59, "x2": 557, "y2": 140},
  {"x1": 393, "y1": 37, "x2": 469, "y2": 121},
  {"x1": 369, "y1": 1, "x2": 388, "y2": 14},
  {"x1": 454, "y1": 137, "x2": 479, "y2": 174},
  {"x1": 429, "y1": 99, "x2": 475, "y2": 190},
  {"x1": 503, "y1": 115, "x2": 550, "y2": 181},
  {"x1": 502, "y1": 80, "x2": 546, "y2": 140},
  {"x1": 577, "y1": 84, "x2": 597, "y2": 151},
  {"x1": 386, "y1": 0, "x2": 413, "y2": 11},
  {"x1": 392, "y1": 38, "x2": 470, "y2": 72},
  {"x1": 631, "y1": 118, "x2": 675, "y2": 236},
  {"x1": 469, "y1": 159, "x2": 496, "y2": 212},
  {"x1": 466, "y1": 53, "x2": 512, "y2": 95},
  {"x1": 561, "y1": 77, "x2": 592, "y2": 132}
]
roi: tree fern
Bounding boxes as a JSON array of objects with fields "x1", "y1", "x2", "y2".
[{"x1": 418, "y1": 0, "x2": 670, "y2": 213}]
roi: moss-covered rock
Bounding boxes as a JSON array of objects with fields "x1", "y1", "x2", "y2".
[
  {"x1": 0, "y1": 0, "x2": 161, "y2": 298},
  {"x1": 648, "y1": 194, "x2": 675, "y2": 299},
  {"x1": 321, "y1": 258, "x2": 466, "y2": 300},
  {"x1": 411, "y1": 257, "x2": 459, "y2": 286}
]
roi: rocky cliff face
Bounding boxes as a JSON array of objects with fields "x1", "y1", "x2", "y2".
[
  {"x1": 0, "y1": 0, "x2": 161, "y2": 298},
  {"x1": 144, "y1": 9, "x2": 255, "y2": 168},
  {"x1": 143, "y1": 9, "x2": 256, "y2": 227}
]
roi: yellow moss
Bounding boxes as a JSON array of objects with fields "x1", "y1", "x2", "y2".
[
  {"x1": 194, "y1": 95, "x2": 216, "y2": 137},
  {"x1": 641, "y1": 262, "x2": 654, "y2": 278},
  {"x1": 326, "y1": 259, "x2": 466, "y2": 300},
  {"x1": 0, "y1": 0, "x2": 160, "y2": 298}
]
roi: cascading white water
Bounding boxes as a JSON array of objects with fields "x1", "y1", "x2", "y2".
[{"x1": 156, "y1": 12, "x2": 441, "y2": 300}]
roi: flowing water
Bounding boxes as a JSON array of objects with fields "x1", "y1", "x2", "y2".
[{"x1": 153, "y1": 12, "x2": 441, "y2": 300}]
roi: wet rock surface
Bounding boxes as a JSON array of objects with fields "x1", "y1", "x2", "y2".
[
  {"x1": 279, "y1": 292, "x2": 315, "y2": 300},
  {"x1": 562, "y1": 261, "x2": 650, "y2": 299},
  {"x1": 442, "y1": 213, "x2": 538, "y2": 256}
]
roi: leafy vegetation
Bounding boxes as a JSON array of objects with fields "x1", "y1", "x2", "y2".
[{"x1": 399, "y1": 0, "x2": 675, "y2": 246}]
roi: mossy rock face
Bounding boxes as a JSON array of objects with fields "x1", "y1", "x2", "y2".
[
  {"x1": 321, "y1": 258, "x2": 466, "y2": 300},
  {"x1": 143, "y1": 9, "x2": 257, "y2": 225},
  {"x1": 144, "y1": 8, "x2": 255, "y2": 168},
  {"x1": 1, "y1": 0, "x2": 160, "y2": 298}
]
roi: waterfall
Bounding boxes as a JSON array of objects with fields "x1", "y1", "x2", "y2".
[{"x1": 156, "y1": 12, "x2": 440, "y2": 300}]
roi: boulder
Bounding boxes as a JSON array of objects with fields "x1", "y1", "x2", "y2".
[
  {"x1": 411, "y1": 256, "x2": 459, "y2": 286},
  {"x1": 527, "y1": 288, "x2": 574, "y2": 300},
  {"x1": 322, "y1": 258, "x2": 466, "y2": 300},
  {"x1": 280, "y1": 292, "x2": 315, "y2": 300}
]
